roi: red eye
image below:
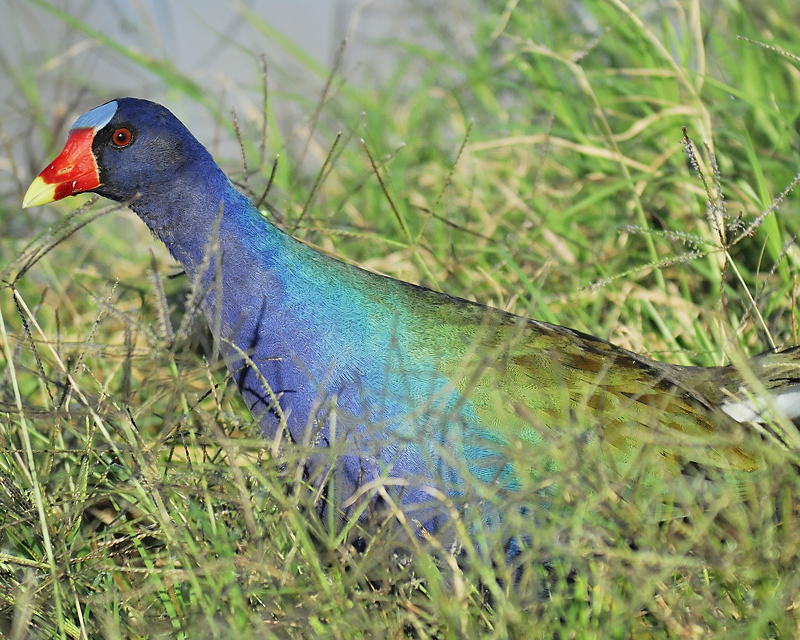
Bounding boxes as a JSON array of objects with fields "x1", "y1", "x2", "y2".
[{"x1": 111, "y1": 128, "x2": 132, "y2": 147}]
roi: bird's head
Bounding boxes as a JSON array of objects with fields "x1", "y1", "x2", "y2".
[{"x1": 23, "y1": 98, "x2": 211, "y2": 209}]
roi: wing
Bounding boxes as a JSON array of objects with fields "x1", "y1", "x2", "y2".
[{"x1": 392, "y1": 284, "x2": 760, "y2": 479}]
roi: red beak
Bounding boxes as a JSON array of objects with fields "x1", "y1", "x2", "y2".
[{"x1": 23, "y1": 128, "x2": 101, "y2": 208}]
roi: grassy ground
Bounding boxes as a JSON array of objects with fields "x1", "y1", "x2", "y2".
[{"x1": 2, "y1": 0, "x2": 800, "y2": 637}]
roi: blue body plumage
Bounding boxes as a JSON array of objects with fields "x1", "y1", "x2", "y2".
[{"x1": 23, "y1": 98, "x2": 800, "y2": 540}]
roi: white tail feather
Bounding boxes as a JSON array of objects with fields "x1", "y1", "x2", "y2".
[{"x1": 721, "y1": 386, "x2": 800, "y2": 424}]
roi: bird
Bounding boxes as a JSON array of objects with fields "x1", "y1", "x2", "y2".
[{"x1": 22, "y1": 97, "x2": 800, "y2": 539}]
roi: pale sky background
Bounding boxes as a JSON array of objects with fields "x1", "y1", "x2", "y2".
[
  {"x1": 0, "y1": 0, "x2": 476, "y2": 210},
  {"x1": 0, "y1": 1, "x2": 472, "y2": 152}
]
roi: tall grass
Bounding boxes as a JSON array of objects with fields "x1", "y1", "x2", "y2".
[{"x1": 2, "y1": 0, "x2": 800, "y2": 637}]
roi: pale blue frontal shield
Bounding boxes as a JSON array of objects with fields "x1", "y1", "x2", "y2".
[{"x1": 71, "y1": 101, "x2": 118, "y2": 132}]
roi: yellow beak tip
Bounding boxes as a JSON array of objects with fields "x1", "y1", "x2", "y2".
[{"x1": 22, "y1": 176, "x2": 57, "y2": 209}]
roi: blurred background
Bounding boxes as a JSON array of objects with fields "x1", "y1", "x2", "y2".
[{"x1": 0, "y1": 0, "x2": 470, "y2": 187}]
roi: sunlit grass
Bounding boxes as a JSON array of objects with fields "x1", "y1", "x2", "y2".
[{"x1": 2, "y1": 0, "x2": 800, "y2": 637}]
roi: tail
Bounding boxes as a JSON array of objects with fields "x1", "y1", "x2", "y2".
[{"x1": 718, "y1": 347, "x2": 800, "y2": 429}]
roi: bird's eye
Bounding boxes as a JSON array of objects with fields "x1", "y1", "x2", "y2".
[{"x1": 111, "y1": 128, "x2": 133, "y2": 148}]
